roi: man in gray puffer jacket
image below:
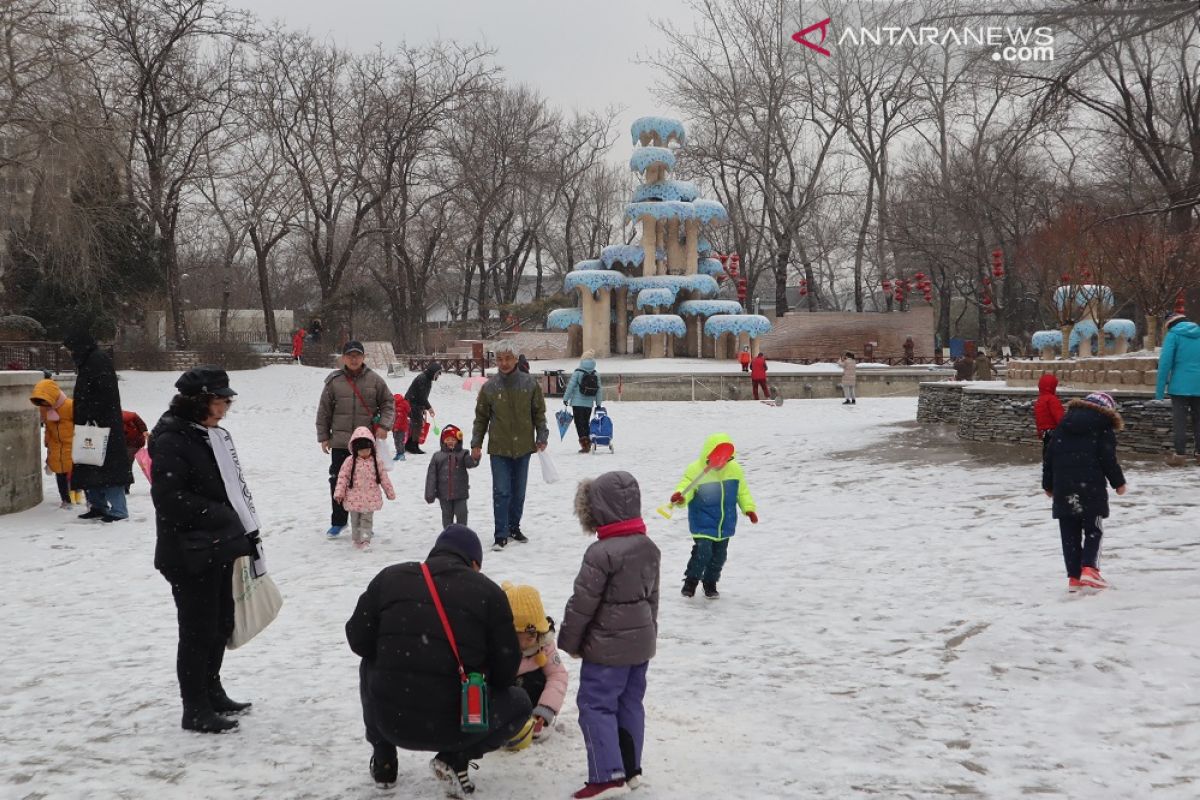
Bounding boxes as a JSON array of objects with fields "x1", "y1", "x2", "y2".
[
  {"x1": 558, "y1": 471, "x2": 659, "y2": 795},
  {"x1": 315, "y1": 341, "x2": 395, "y2": 537}
]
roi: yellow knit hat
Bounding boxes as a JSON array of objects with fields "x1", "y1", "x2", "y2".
[{"x1": 502, "y1": 582, "x2": 550, "y2": 636}]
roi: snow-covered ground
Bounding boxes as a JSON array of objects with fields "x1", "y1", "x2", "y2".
[{"x1": 3, "y1": 365, "x2": 1199, "y2": 799}]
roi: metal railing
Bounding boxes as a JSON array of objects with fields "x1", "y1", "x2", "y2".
[{"x1": 0, "y1": 340, "x2": 108, "y2": 373}]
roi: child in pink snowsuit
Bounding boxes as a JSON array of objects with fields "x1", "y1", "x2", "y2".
[
  {"x1": 333, "y1": 426, "x2": 396, "y2": 550},
  {"x1": 503, "y1": 582, "x2": 569, "y2": 744}
]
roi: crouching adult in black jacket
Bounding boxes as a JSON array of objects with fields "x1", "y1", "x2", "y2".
[
  {"x1": 151, "y1": 367, "x2": 259, "y2": 734},
  {"x1": 346, "y1": 525, "x2": 531, "y2": 793}
]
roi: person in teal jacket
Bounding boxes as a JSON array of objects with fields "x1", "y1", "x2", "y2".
[
  {"x1": 1156, "y1": 313, "x2": 1200, "y2": 465},
  {"x1": 669, "y1": 433, "x2": 757, "y2": 599},
  {"x1": 561, "y1": 351, "x2": 604, "y2": 453}
]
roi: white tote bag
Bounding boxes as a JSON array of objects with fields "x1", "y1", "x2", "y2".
[
  {"x1": 537, "y1": 450, "x2": 560, "y2": 484},
  {"x1": 71, "y1": 422, "x2": 110, "y2": 467},
  {"x1": 228, "y1": 556, "x2": 283, "y2": 650},
  {"x1": 377, "y1": 437, "x2": 395, "y2": 471}
]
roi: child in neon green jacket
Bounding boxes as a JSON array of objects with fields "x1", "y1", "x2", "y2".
[{"x1": 669, "y1": 433, "x2": 757, "y2": 599}]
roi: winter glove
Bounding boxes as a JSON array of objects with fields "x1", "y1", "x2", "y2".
[
  {"x1": 425, "y1": 496, "x2": 435, "y2": 504},
  {"x1": 44, "y1": 464, "x2": 53, "y2": 476},
  {"x1": 747, "y1": 511, "x2": 758, "y2": 524},
  {"x1": 246, "y1": 530, "x2": 262, "y2": 546},
  {"x1": 670, "y1": 492, "x2": 685, "y2": 505}
]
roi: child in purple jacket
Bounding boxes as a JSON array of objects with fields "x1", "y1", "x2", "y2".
[{"x1": 558, "y1": 471, "x2": 660, "y2": 799}]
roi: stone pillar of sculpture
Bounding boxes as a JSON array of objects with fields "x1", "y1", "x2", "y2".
[
  {"x1": 655, "y1": 220, "x2": 668, "y2": 276},
  {"x1": 1059, "y1": 324, "x2": 1073, "y2": 359},
  {"x1": 613, "y1": 287, "x2": 629, "y2": 355},
  {"x1": 701, "y1": 329, "x2": 714, "y2": 358},
  {"x1": 666, "y1": 219, "x2": 683, "y2": 274},
  {"x1": 640, "y1": 215, "x2": 656, "y2": 277},
  {"x1": 580, "y1": 287, "x2": 612, "y2": 358},
  {"x1": 1039, "y1": 345, "x2": 1055, "y2": 360},
  {"x1": 1113, "y1": 336, "x2": 1128, "y2": 356},
  {"x1": 684, "y1": 220, "x2": 699, "y2": 275},
  {"x1": 683, "y1": 311, "x2": 702, "y2": 357},
  {"x1": 737, "y1": 332, "x2": 751, "y2": 360},
  {"x1": 1078, "y1": 331, "x2": 1092, "y2": 358},
  {"x1": 568, "y1": 325, "x2": 583, "y2": 358},
  {"x1": 750, "y1": 336, "x2": 761, "y2": 358}
]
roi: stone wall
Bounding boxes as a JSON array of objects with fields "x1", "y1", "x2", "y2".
[
  {"x1": 608, "y1": 367, "x2": 952, "y2": 402},
  {"x1": 1005, "y1": 356, "x2": 1160, "y2": 391},
  {"x1": 0, "y1": 371, "x2": 43, "y2": 515},
  {"x1": 917, "y1": 382, "x2": 1180, "y2": 455},
  {"x1": 754, "y1": 307, "x2": 935, "y2": 361}
]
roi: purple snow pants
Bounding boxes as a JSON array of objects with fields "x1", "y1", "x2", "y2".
[{"x1": 577, "y1": 661, "x2": 648, "y2": 784}]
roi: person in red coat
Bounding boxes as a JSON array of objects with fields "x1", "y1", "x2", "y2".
[
  {"x1": 391, "y1": 394, "x2": 411, "y2": 461},
  {"x1": 122, "y1": 410, "x2": 148, "y2": 492},
  {"x1": 292, "y1": 328, "x2": 307, "y2": 363},
  {"x1": 749, "y1": 353, "x2": 769, "y2": 400},
  {"x1": 1033, "y1": 373, "x2": 1065, "y2": 456}
]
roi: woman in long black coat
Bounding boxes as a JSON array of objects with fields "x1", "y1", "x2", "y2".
[
  {"x1": 63, "y1": 330, "x2": 130, "y2": 521},
  {"x1": 150, "y1": 366, "x2": 258, "y2": 733}
]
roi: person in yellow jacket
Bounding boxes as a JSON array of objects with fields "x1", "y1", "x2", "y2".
[
  {"x1": 669, "y1": 433, "x2": 757, "y2": 599},
  {"x1": 29, "y1": 377, "x2": 76, "y2": 508}
]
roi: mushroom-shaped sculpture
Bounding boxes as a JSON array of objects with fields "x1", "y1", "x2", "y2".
[
  {"x1": 1031, "y1": 330, "x2": 1063, "y2": 361},
  {"x1": 633, "y1": 179, "x2": 700, "y2": 203},
  {"x1": 631, "y1": 116, "x2": 687, "y2": 147},
  {"x1": 627, "y1": 274, "x2": 719, "y2": 298},
  {"x1": 679, "y1": 299, "x2": 744, "y2": 357},
  {"x1": 1053, "y1": 285, "x2": 1115, "y2": 313},
  {"x1": 630, "y1": 313, "x2": 686, "y2": 358},
  {"x1": 703, "y1": 314, "x2": 772, "y2": 360},
  {"x1": 629, "y1": 146, "x2": 676, "y2": 179},
  {"x1": 572, "y1": 258, "x2": 604, "y2": 271},
  {"x1": 565, "y1": 270, "x2": 628, "y2": 358},
  {"x1": 697, "y1": 257, "x2": 726, "y2": 277},
  {"x1": 547, "y1": 308, "x2": 582, "y2": 330},
  {"x1": 636, "y1": 287, "x2": 676, "y2": 310},
  {"x1": 1070, "y1": 319, "x2": 1100, "y2": 358},
  {"x1": 1103, "y1": 318, "x2": 1136, "y2": 355}
]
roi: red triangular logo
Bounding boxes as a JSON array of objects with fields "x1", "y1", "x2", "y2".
[{"x1": 793, "y1": 18, "x2": 832, "y2": 57}]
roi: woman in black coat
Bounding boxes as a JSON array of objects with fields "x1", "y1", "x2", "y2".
[
  {"x1": 150, "y1": 366, "x2": 258, "y2": 733},
  {"x1": 63, "y1": 330, "x2": 130, "y2": 521}
]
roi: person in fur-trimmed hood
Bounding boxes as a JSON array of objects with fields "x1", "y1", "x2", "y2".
[
  {"x1": 501, "y1": 582, "x2": 569, "y2": 746},
  {"x1": 1042, "y1": 392, "x2": 1127, "y2": 593},
  {"x1": 559, "y1": 471, "x2": 659, "y2": 799},
  {"x1": 425, "y1": 424, "x2": 478, "y2": 528}
]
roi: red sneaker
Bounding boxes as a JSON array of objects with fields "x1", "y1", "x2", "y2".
[
  {"x1": 1079, "y1": 567, "x2": 1109, "y2": 589},
  {"x1": 572, "y1": 780, "x2": 630, "y2": 799},
  {"x1": 1067, "y1": 577, "x2": 1083, "y2": 593}
]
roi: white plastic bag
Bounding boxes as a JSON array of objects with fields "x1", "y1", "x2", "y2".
[
  {"x1": 537, "y1": 450, "x2": 560, "y2": 484},
  {"x1": 71, "y1": 422, "x2": 110, "y2": 467},
  {"x1": 228, "y1": 556, "x2": 283, "y2": 650},
  {"x1": 377, "y1": 437, "x2": 395, "y2": 471}
]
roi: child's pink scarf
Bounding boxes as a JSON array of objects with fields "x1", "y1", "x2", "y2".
[{"x1": 46, "y1": 392, "x2": 66, "y2": 422}]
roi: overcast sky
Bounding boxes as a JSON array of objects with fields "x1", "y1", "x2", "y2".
[{"x1": 233, "y1": 0, "x2": 702, "y2": 150}]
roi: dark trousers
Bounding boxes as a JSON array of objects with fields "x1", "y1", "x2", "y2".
[
  {"x1": 752, "y1": 379, "x2": 768, "y2": 400},
  {"x1": 1171, "y1": 396, "x2": 1200, "y2": 455},
  {"x1": 572, "y1": 405, "x2": 592, "y2": 439},
  {"x1": 329, "y1": 448, "x2": 351, "y2": 526},
  {"x1": 392, "y1": 430, "x2": 408, "y2": 453},
  {"x1": 54, "y1": 472, "x2": 71, "y2": 503},
  {"x1": 161, "y1": 562, "x2": 235, "y2": 708},
  {"x1": 490, "y1": 453, "x2": 531, "y2": 542},
  {"x1": 685, "y1": 538, "x2": 730, "y2": 583},
  {"x1": 440, "y1": 498, "x2": 469, "y2": 528},
  {"x1": 406, "y1": 408, "x2": 426, "y2": 451},
  {"x1": 1058, "y1": 516, "x2": 1104, "y2": 578},
  {"x1": 362, "y1": 675, "x2": 532, "y2": 766}
]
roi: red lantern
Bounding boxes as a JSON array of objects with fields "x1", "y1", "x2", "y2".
[
  {"x1": 914, "y1": 272, "x2": 926, "y2": 281},
  {"x1": 1176, "y1": 290, "x2": 1186, "y2": 314},
  {"x1": 982, "y1": 277, "x2": 991, "y2": 286},
  {"x1": 798, "y1": 288, "x2": 808, "y2": 297},
  {"x1": 982, "y1": 296, "x2": 992, "y2": 305},
  {"x1": 1060, "y1": 273, "x2": 1071, "y2": 283}
]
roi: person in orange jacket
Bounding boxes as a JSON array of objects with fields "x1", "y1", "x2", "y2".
[
  {"x1": 738, "y1": 346, "x2": 751, "y2": 372},
  {"x1": 30, "y1": 378, "x2": 75, "y2": 508},
  {"x1": 292, "y1": 328, "x2": 307, "y2": 363}
]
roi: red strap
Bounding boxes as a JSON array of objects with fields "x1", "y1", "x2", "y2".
[
  {"x1": 420, "y1": 563, "x2": 467, "y2": 684},
  {"x1": 346, "y1": 373, "x2": 375, "y2": 419}
]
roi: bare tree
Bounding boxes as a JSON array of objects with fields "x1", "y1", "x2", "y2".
[{"x1": 83, "y1": 0, "x2": 253, "y2": 346}]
